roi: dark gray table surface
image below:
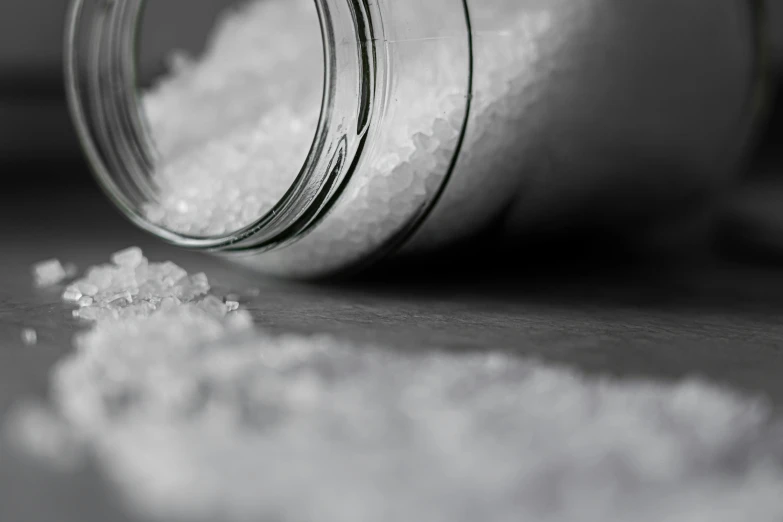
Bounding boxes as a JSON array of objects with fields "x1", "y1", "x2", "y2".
[{"x1": 2, "y1": 189, "x2": 783, "y2": 522}]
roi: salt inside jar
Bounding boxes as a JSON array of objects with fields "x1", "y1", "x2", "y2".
[{"x1": 67, "y1": 0, "x2": 765, "y2": 277}]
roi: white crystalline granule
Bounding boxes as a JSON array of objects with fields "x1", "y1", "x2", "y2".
[
  {"x1": 9, "y1": 250, "x2": 783, "y2": 522},
  {"x1": 32, "y1": 259, "x2": 68, "y2": 288},
  {"x1": 111, "y1": 246, "x2": 145, "y2": 268},
  {"x1": 20, "y1": 328, "x2": 37, "y2": 346},
  {"x1": 63, "y1": 247, "x2": 220, "y2": 323},
  {"x1": 62, "y1": 285, "x2": 83, "y2": 303}
]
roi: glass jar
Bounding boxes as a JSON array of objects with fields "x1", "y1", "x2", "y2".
[{"x1": 66, "y1": 0, "x2": 768, "y2": 278}]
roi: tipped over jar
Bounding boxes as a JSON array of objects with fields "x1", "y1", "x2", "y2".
[{"x1": 67, "y1": 0, "x2": 770, "y2": 278}]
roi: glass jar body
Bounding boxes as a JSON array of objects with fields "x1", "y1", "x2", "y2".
[{"x1": 68, "y1": 0, "x2": 764, "y2": 278}]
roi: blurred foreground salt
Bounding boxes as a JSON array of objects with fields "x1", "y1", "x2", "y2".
[{"x1": 6, "y1": 248, "x2": 783, "y2": 522}]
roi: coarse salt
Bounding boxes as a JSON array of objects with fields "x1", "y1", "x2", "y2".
[
  {"x1": 21, "y1": 328, "x2": 38, "y2": 346},
  {"x1": 13, "y1": 245, "x2": 783, "y2": 522},
  {"x1": 32, "y1": 259, "x2": 68, "y2": 288},
  {"x1": 136, "y1": 0, "x2": 555, "y2": 276},
  {"x1": 111, "y1": 246, "x2": 145, "y2": 268},
  {"x1": 62, "y1": 286, "x2": 83, "y2": 303}
]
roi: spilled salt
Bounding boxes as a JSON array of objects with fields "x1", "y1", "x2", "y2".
[
  {"x1": 32, "y1": 259, "x2": 68, "y2": 288},
  {"x1": 20, "y1": 328, "x2": 37, "y2": 346},
  {"x1": 8, "y1": 247, "x2": 783, "y2": 522}
]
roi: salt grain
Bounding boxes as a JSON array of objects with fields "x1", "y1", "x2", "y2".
[
  {"x1": 109, "y1": 290, "x2": 133, "y2": 304},
  {"x1": 62, "y1": 286, "x2": 83, "y2": 302},
  {"x1": 32, "y1": 259, "x2": 67, "y2": 288},
  {"x1": 159, "y1": 261, "x2": 188, "y2": 286},
  {"x1": 21, "y1": 328, "x2": 37, "y2": 346},
  {"x1": 55, "y1": 248, "x2": 219, "y2": 326},
  {"x1": 111, "y1": 246, "x2": 145, "y2": 268},
  {"x1": 86, "y1": 267, "x2": 114, "y2": 290}
]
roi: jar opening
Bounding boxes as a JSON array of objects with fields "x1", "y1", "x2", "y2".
[
  {"x1": 138, "y1": 0, "x2": 325, "y2": 239},
  {"x1": 67, "y1": 0, "x2": 375, "y2": 251}
]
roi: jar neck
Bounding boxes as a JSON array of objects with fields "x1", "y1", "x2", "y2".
[{"x1": 66, "y1": 0, "x2": 379, "y2": 251}]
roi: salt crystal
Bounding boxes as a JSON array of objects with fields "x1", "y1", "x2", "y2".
[
  {"x1": 172, "y1": 273, "x2": 210, "y2": 301},
  {"x1": 87, "y1": 267, "x2": 113, "y2": 290},
  {"x1": 32, "y1": 259, "x2": 67, "y2": 288},
  {"x1": 111, "y1": 247, "x2": 145, "y2": 268},
  {"x1": 188, "y1": 273, "x2": 210, "y2": 295},
  {"x1": 199, "y1": 295, "x2": 227, "y2": 318},
  {"x1": 144, "y1": 203, "x2": 166, "y2": 223},
  {"x1": 21, "y1": 328, "x2": 37, "y2": 346},
  {"x1": 225, "y1": 300, "x2": 240, "y2": 312},
  {"x1": 135, "y1": 260, "x2": 150, "y2": 284},
  {"x1": 160, "y1": 262, "x2": 188, "y2": 286},
  {"x1": 78, "y1": 296, "x2": 94, "y2": 308},
  {"x1": 76, "y1": 282, "x2": 99, "y2": 297},
  {"x1": 62, "y1": 286, "x2": 83, "y2": 302},
  {"x1": 412, "y1": 132, "x2": 437, "y2": 153},
  {"x1": 107, "y1": 291, "x2": 133, "y2": 306}
]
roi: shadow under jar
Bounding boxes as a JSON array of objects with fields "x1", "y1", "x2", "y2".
[{"x1": 67, "y1": 0, "x2": 770, "y2": 278}]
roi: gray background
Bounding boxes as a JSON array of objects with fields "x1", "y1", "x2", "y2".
[{"x1": 0, "y1": 0, "x2": 237, "y2": 161}]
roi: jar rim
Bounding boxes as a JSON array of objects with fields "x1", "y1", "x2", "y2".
[{"x1": 65, "y1": 0, "x2": 377, "y2": 252}]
